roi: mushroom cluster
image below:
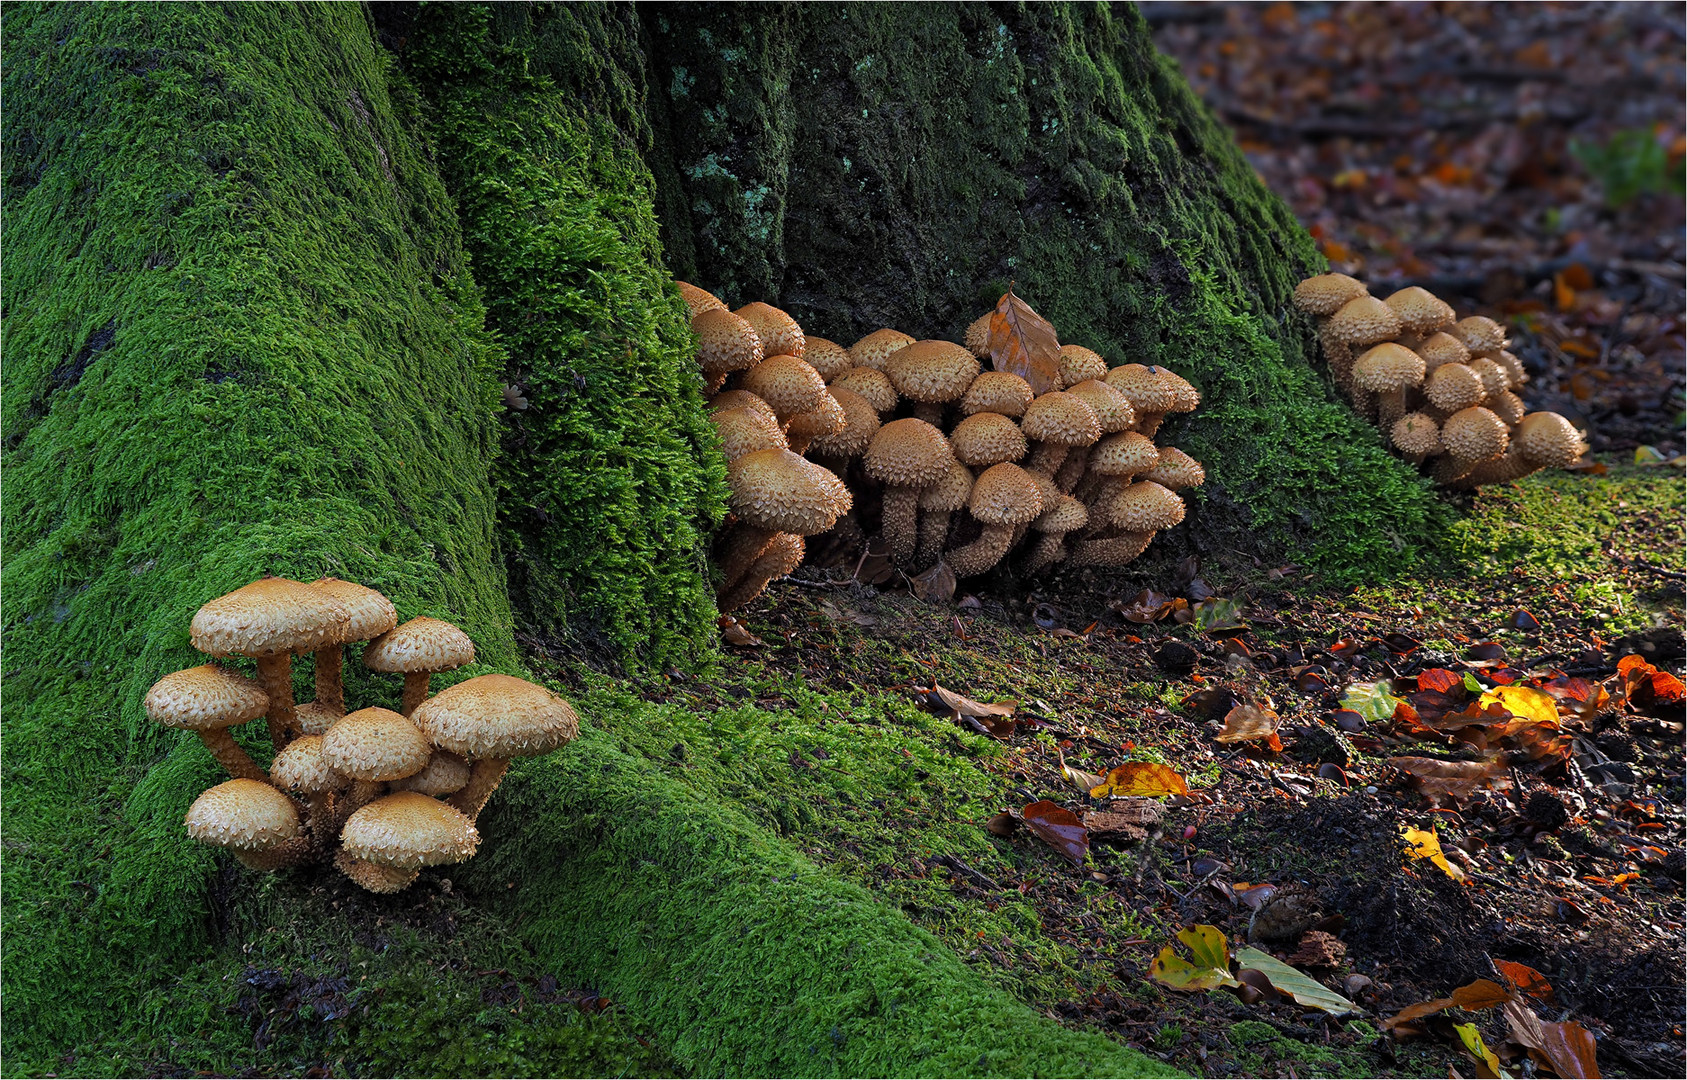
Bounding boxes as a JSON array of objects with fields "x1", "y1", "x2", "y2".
[
  {"x1": 680, "y1": 283, "x2": 1205, "y2": 609},
  {"x1": 1294, "y1": 274, "x2": 1587, "y2": 487},
  {"x1": 150, "y1": 577, "x2": 579, "y2": 893}
]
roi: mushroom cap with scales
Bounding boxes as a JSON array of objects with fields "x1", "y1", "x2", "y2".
[
  {"x1": 784, "y1": 390, "x2": 848, "y2": 447},
  {"x1": 708, "y1": 390, "x2": 777, "y2": 421},
  {"x1": 959, "y1": 371, "x2": 1035, "y2": 418},
  {"x1": 728, "y1": 449, "x2": 853, "y2": 534},
  {"x1": 742, "y1": 355, "x2": 826, "y2": 419},
  {"x1": 1020, "y1": 392, "x2": 1101, "y2": 447},
  {"x1": 808, "y1": 387, "x2": 881, "y2": 459},
  {"x1": 1103, "y1": 365, "x2": 1179, "y2": 416},
  {"x1": 1064, "y1": 379, "x2": 1135, "y2": 433},
  {"x1": 364, "y1": 617, "x2": 476, "y2": 677},
  {"x1": 863, "y1": 418, "x2": 956, "y2": 489},
  {"x1": 1034, "y1": 494, "x2": 1089, "y2": 533},
  {"x1": 185, "y1": 779, "x2": 301, "y2": 852},
  {"x1": 1390, "y1": 413, "x2": 1442, "y2": 457},
  {"x1": 190, "y1": 578, "x2": 350, "y2": 659},
  {"x1": 1292, "y1": 273, "x2": 1368, "y2": 317},
  {"x1": 848, "y1": 328, "x2": 915, "y2": 371},
  {"x1": 412, "y1": 674, "x2": 580, "y2": 761},
  {"x1": 1441, "y1": 407, "x2": 1510, "y2": 463},
  {"x1": 1141, "y1": 446, "x2": 1206, "y2": 490},
  {"x1": 1467, "y1": 357, "x2": 1509, "y2": 397},
  {"x1": 967, "y1": 463, "x2": 1044, "y2": 526},
  {"x1": 828, "y1": 367, "x2": 898, "y2": 414},
  {"x1": 1414, "y1": 331, "x2": 1470, "y2": 371},
  {"x1": 308, "y1": 579, "x2": 397, "y2": 643},
  {"x1": 1353, "y1": 343, "x2": 1425, "y2": 393},
  {"x1": 1107, "y1": 481, "x2": 1186, "y2": 532},
  {"x1": 145, "y1": 665, "x2": 269, "y2": 732},
  {"x1": 1516, "y1": 412, "x2": 1586, "y2": 466},
  {"x1": 734, "y1": 302, "x2": 805, "y2": 359},
  {"x1": 712, "y1": 406, "x2": 788, "y2": 460},
  {"x1": 1325, "y1": 296, "x2": 1402, "y2": 346},
  {"x1": 676, "y1": 281, "x2": 727, "y2": 319},
  {"x1": 963, "y1": 313, "x2": 992, "y2": 359},
  {"x1": 948, "y1": 412, "x2": 1028, "y2": 467},
  {"x1": 1087, "y1": 432, "x2": 1161, "y2": 477},
  {"x1": 340, "y1": 791, "x2": 480, "y2": 871},
  {"x1": 1057, "y1": 345, "x2": 1110, "y2": 389},
  {"x1": 1451, "y1": 316, "x2": 1507, "y2": 354},
  {"x1": 321, "y1": 707, "x2": 432, "y2": 783},
  {"x1": 1425, "y1": 364, "x2": 1487, "y2": 413},
  {"x1": 919, "y1": 461, "x2": 975, "y2": 513},
  {"x1": 802, "y1": 337, "x2": 853, "y2": 381},
  {"x1": 270, "y1": 735, "x2": 346, "y2": 795},
  {"x1": 885, "y1": 340, "x2": 981, "y2": 405},
  {"x1": 1384, "y1": 287, "x2": 1455, "y2": 335},
  {"x1": 694, "y1": 308, "x2": 765, "y2": 377},
  {"x1": 389, "y1": 749, "x2": 473, "y2": 797}
]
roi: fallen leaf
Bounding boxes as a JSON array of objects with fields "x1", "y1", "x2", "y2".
[
  {"x1": 1390, "y1": 756, "x2": 1507, "y2": 804},
  {"x1": 1149, "y1": 925, "x2": 1241, "y2": 992},
  {"x1": 1449, "y1": 979, "x2": 1513, "y2": 1011},
  {"x1": 1617, "y1": 654, "x2": 1686, "y2": 714},
  {"x1": 987, "y1": 285, "x2": 1062, "y2": 394},
  {"x1": 985, "y1": 811, "x2": 1019, "y2": 837},
  {"x1": 818, "y1": 600, "x2": 879, "y2": 628},
  {"x1": 909, "y1": 559, "x2": 956, "y2": 603},
  {"x1": 1503, "y1": 999, "x2": 1602, "y2": 1078},
  {"x1": 1343, "y1": 680, "x2": 1406, "y2": 724},
  {"x1": 1112, "y1": 589, "x2": 1185, "y2": 624},
  {"x1": 1091, "y1": 762, "x2": 1190, "y2": 798},
  {"x1": 1215, "y1": 704, "x2": 1282, "y2": 746},
  {"x1": 1403, "y1": 825, "x2": 1467, "y2": 881},
  {"x1": 1021, "y1": 800, "x2": 1088, "y2": 865},
  {"x1": 1477, "y1": 685, "x2": 1560, "y2": 726},
  {"x1": 718, "y1": 616, "x2": 765, "y2": 647},
  {"x1": 1418, "y1": 668, "x2": 1465, "y2": 695},
  {"x1": 1058, "y1": 751, "x2": 1107, "y2": 794},
  {"x1": 923, "y1": 683, "x2": 1015, "y2": 719},
  {"x1": 1453, "y1": 1022, "x2": 1505, "y2": 1079},
  {"x1": 1193, "y1": 596, "x2": 1248, "y2": 634},
  {"x1": 1234, "y1": 946, "x2": 1358, "y2": 1016}
]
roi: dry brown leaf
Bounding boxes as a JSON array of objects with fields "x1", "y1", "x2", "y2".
[
  {"x1": 1503, "y1": 999, "x2": 1602, "y2": 1078},
  {"x1": 909, "y1": 559, "x2": 956, "y2": 603},
  {"x1": 1215, "y1": 704, "x2": 1282, "y2": 745},
  {"x1": 718, "y1": 616, "x2": 764, "y2": 647},
  {"x1": 1389, "y1": 755, "x2": 1507, "y2": 805},
  {"x1": 987, "y1": 285, "x2": 1062, "y2": 394},
  {"x1": 1022, "y1": 799, "x2": 1089, "y2": 865},
  {"x1": 1058, "y1": 751, "x2": 1107, "y2": 794},
  {"x1": 925, "y1": 683, "x2": 1015, "y2": 718}
]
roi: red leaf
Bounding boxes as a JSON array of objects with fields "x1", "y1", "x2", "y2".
[
  {"x1": 987, "y1": 286, "x2": 1062, "y2": 394},
  {"x1": 1418, "y1": 669, "x2": 1463, "y2": 694},
  {"x1": 1494, "y1": 961, "x2": 1554, "y2": 1003},
  {"x1": 1022, "y1": 800, "x2": 1089, "y2": 865}
]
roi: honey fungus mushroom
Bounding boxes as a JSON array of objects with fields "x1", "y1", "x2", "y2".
[
  {"x1": 340, "y1": 791, "x2": 480, "y2": 873},
  {"x1": 1019, "y1": 391, "x2": 1101, "y2": 478},
  {"x1": 412, "y1": 674, "x2": 581, "y2": 821},
  {"x1": 695, "y1": 307, "x2": 765, "y2": 394},
  {"x1": 306, "y1": 578, "x2": 397, "y2": 717},
  {"x1": 742, "y1": 354, "x2": 827, "y2": 422},
  {"x1": 145, "y1": 664, "x2": 271, "y2": 781},
  {"x1": 676, "y1": 281, "x2": 727, "y2": 319},
  {"x1": 720, "y1": 448, "x2": 851, "y2": 587},
  {"x1": 363, "y1": 617, "x2": 476, "y2": 716},
  {"x1": 1057, "y1": 345, "x2": 1110, "y2": 389},
  {"x1": 717, "y1": 532, "x2": 806, "y2": 612},
  {"x1": 847, "y1": 328, "x2": 914, "y2": 371},
  {"x1": 863, "y1": 418, "x2": 957, "y2": 567},
  {"x1": 185, "y1": 778, "x2": 312, "y2": 871},
  {"x1": 321, "y1": 706, "x2": 433, "y2": 817},
  {"x1": 1352, "y1": 343, "x2": 1426, "y2": 428},
  {"x1": 959, "y1": 371, "x2": 1035, "y2": 418},
  {"x1": 945, "y1": 463, "x2": 1043, "y2": 577},
  {"x1": 885, "y1": 340, "x2": 981, "y2": 425},
  {"x1": 1291, "y1": 272, "x2": 1368, "y2": 317},
  {"x1": 734, "y1": 302, "x2": 805, "y2": 360},
  {"x1": 916, "y1": 461, "x2": 975, "y2": 567},
  {"x1": 1450, "y1": 411, "x2": 1586, "y2": 489},
  {"x1": 269, "y1": 734, "x2": 347, "y2": 845}
]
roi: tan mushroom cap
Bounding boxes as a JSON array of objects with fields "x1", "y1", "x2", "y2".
[
  {"x1": 919, "y1": 461, "x2": 975, "y2": 512},
  {"x1": 708, "y1": 390, "x2": 777, "y2": 421},
  {"x1": 1158, "y1": 370, "x2": 1201, "y2": 414},
  {"x1": 959, "y1": 371, "x2": 1035, "y2": 418},
  {"x1": 963, "y1": 313, "x2": 993, "y2": 359},
  {"x1": 1492, "y1": 350, "x2": 1527, "y2": 388},
  {"x1": 295, "y1": 701, "x2": 339, "y2": 736},
  {"x1": 694, "y1": 308, "x2": 765, "y2": 376},
  {"x1": 1034, "y1": 494, "x2": 1089, "y2": 533},
  {"x1": 949, "y1": 411, "x2": 1028, "y2": 467},
  {"x1": 1141, "y1": 446, "x2": 1207, "y2": 490},
  {"x1": 1441, "y1": 407, "x2": 1510, "y2": 462},
  {"x1": 1353, "y1": 343, "x2": 1426, "y2": 393},
  {"x1": 1109, "y1": 481, "x2": 1186, "y2": 532},
  {"x1": 389, "y1": 749, "x2": 472, "y2": 797},
  {"x1": 1390, "y1": 413, "x2": 1442, "y2": 456},
  {"x1": 1488, "y1": 389, "x2": 1526, "y2": 426},
  {"x1": 340, "y1": 791, "x2": 480, "y2": 870},
  {"x1": 1451, "y1": 316, "x2": 1507, "y2": 354},
  {"x1": 308, "y1": 579, "x2": 398, "y2": 643},
  {"x1": 364, "y1": 617, "x2": 476, "y2": 675},
  {"x1": 1467, "y1": 357, "x2": 1509, "y2": 397},
  {"x1": 1425, "y1": 363, "x2": 1487, "y2": 413},
  {"x1": 885, "y1": 340, "x2": 981, "y2": 404},
  {"x1": 1088, "y1": 431, "x2": 1161, "y2": 476},
  {"x1": 270, "y1": 735, "x2": 346, "y2": 795},
  {"x1": 1384, "y1": 287, "x2": 1456, "y2": 335},
  {"x1": 863, "y1": 418, "x2": 956, "y2": 488},
  {"x1": 742, "y1": 355, "x2": 826, "y2": 419},
  {"x1": 1104, "y1": 364, "x2": 1179, "y2": 414},
  {"x1": 728, "y1": 449, "x2": 853, "y2": 534},
  {"x1": 1326, "y1": 295, "x2": 1403, "y2": 346},
  {"x1": 784, "y1": 390, "x2": 848, "y2": 446},
  {"x1": 712, "y1": 405, "x2": 789, "y2": 460},
  {"x1": 1516, "y1": 412, "x2": 1586, "y2": 466},
  {"x1": 848, "y1": 328, "x2": 915, "y2": 371},
  {"x1": 829, "y1": 367, "x2": 898, "y2": 413},
  {"x1": 734, "y1": 302, "x2": 805, "y2": 360},
  {"x1": 185, "y1": 779, "x2": 301, "y2": 851},
  {"x1": 334, "y1": 848, "x2": 419, "y2": 894},
  {"x1": 676, "y1": 281, "x2": 727, "y2": 319},
  {"x1": 145, "y1": 665, "x2": 269, "y2": 731},
  {"x1": 190, "y1": 577, "x2": 351, "y2": 658},
  {"x1": 1293, "y1": 273, "x2": 1368, "y2": 317},
  {"x1": 802, "y1": 337, "x2": 853, "y2": 381},
  {"x1": 1058, "y1": 345, "x2": 1110, "y2": 388},
  {"x1": 1415, "y1": 331, "x2": 1471, "y2": 371},
  {"x1": 322, "y1": 707, "x2": 431, "y2": 782},
  {"x1": 1064, "y1": 379, "x2": 1135, "y2": 433},
  {"x1": 968, "y1": 463, "x2": 1044, "y2": 526},
  {"x1": 808, "y1": 387, "x2": 881, "y2": 459},
  {"x1": 412, "y1": 674, "x2": 581, "y2": 760},
  {"x1": 1020, "y1": 392, "x2": 1101, "y2": 447}
]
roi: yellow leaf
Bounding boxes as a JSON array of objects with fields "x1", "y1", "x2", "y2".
[
  {"x1": 1091, "y1": 762, "x2": 1189, "y2": 799},
  {"x1": 1477, "y1": 685, "x2": 1560, "y2": 725},
  {"x1": 1402, "y1": 825, "x2": 1466, "y2": 882},
  {"x1": 1453, "y1": 1023, "x2": 1507, "y2": 1079}
]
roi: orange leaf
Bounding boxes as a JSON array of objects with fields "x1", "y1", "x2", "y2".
[
  {"x1": 1553, "y1": 272, "x2": 1577, "y2": 312},
  {"x1": 1495, "y1": 960, "x2": 1554, "y2": 1003},
  {"x1": 1382, "y1": 997, "x2": 1457, "y2": 1030},
  {"x1": 1449, "y1": 979, "x2": 1513, "y2": 1010},
  {"x1": 1561, "y1": 263, "x2": 1594, "y2": 290},
  {"x1": 1021, "y1": 800, "x2": 1089, "y2": 865},
  {"x1": 1504, "y1": 999, "x2": 1602, "y2": 1078},
  {"x1": 987, "y1": 286, "x2": 1062, "y2": 394},
  {"x1": 1559, "y1": 338, "x2": 1600, "y2": 359}
]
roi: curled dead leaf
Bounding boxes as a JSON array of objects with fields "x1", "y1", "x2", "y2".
[
  {"x1": 1021, "y1": 799, "x2": 1088, "y2": 865},
  {"x1": 1215, "y1": 704, "x2": 1282, "y2": 747}
]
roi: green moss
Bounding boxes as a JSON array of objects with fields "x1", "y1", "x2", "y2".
[{"x1": 641, "y1": 2, "x2": 1446, "y2": 579}]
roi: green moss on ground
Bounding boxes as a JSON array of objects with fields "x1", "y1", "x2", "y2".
[{"x1": 641, "y1": 1, "x2": 1446, "y2": 580}]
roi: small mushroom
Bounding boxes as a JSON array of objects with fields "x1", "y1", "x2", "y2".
[
  {"x1": 1433, "y1": 407, "x2": 1510, "y2": 484},
  {"x1": 916, "y1": 461, "x2": 975, "y2": 567},
  {"x1": 185, "y1": 778, "x2": 311, "y2": 872},
  {"x1": 784, "y1": 390, "x2": 848, "y2": 455},
  {"x1": 1425, "y1": 363, "x2": 1487, "y2": 415},
  {"x1": 1103, "y1": 365, "x2": 1178, "y2": 439},
  {"x1": 1384, "y1": 287, "x2": 1455, "y2": 336},
  {"x1": 847, "y1": 328, "x2": 914, "y2": 371},
  {"x1": 389, "y1": 749, "x2": 473, "y2": 797},
  {"x1": 321, "y1": 706, "x2": 434, "y2": 818},
  {"x1": 717, "y1": 533, "x2": 806, "y2": 612},
  {"x1": 412, "y1": 675, "x2": 581, "y2": 821},
  {"x1": 1488, "y1": 388, "x2": 1526, "y2": 427},
  {"x1": 1450, "y1": 315, "x2": 1507, "y2": 355},
  {"x1": 1025, "y1": 495, "x2": 1088, "y2": 574},
  {"x1": 1140, "y1": 446, "x2": 1206, "y2": 491},
  {"x1": 1414, "y1": 331, "x2": 1470, "y2": 372},
  {"x1": 721, "y1": 449, "x2": 852, "y2": 586},
  {"x1": 1389, "y1": 412, "x2": 1442, "y2": 465},
  {"x1": 734, "y1": 302, "x2": 805, "y2": 360},
  {"x1": 1062, "y1": 379, "x2": 1135, "y2": 434},
  {"x1": 742, "y1": 355, "x2": 826, "y2": 422},
  {"x1": 145, "y1": 665, "x2": 271, "y2": 781},
  {"x1": 1019, "y1": 391, "x2": 1101, "y2": 478},
  {"x1": 1450, "y1": 412, "x2": 1586, "y2": 489},
  {"x1": 949, "y1": 412, "x2": 1028, "y2": 468},
  {"x1": 828, "y1": 367, "x2": 899, "y2": 414},
  {"x1": 306, "y1": 578, "x2": 397, "y2": 718},
  {"x1": 959, "y1": 371, "x2": 1036, "y2": 418},
  {"x1": 334, "y1": 847, "x2": 419, "y2": 894},
  {"x1": 1057, "y1": 345, "x2": 1110, "y2": 389},
  {"x1": 885, "y1": 340, "x2": 980, "y2": 425},
  {"x1": 269, "y1": 734, "x2": 348, "y2": 848},
  {"x1": 363, "y1": 617, "x2": 477, "y2": 716},
  {"x1": 946, "y1": 463, "x2": 1043, "y2": 577},
  {"x1": 1323, "y1": 296, "x2": 1403, "y2": 389},
  {"x1": 712, "y1": 405, "x2": 788, "y2": 461},
  {"x1": 695, "y1": 308, "x2": 765, "y2": 394},
  {"x1": 676, "y1": 281, "x2": 728, "y2": 319},
  {"x1": 807, "y1": 386, "x2": 881, "y2": 462},
  {"x1": 708, "y1": 390, "x2": 777, "y2": 421},
  {"x1": 802, "y1": 337, "x2": 854, "y2": 381},
  {"x1": 340, "y1": 791, "x2": 480, "y2": 871},
  {"x1": 1352, "y1": 342, "x2": 1426, "y2": 428},
  {"x1": 1073, "y1": 530, "x2": 1157, "y2": 567},
  {"x1": 1075, "y1": 430, "x2": 1160, "y2": 506},
  {"x1": 1292, "y1": 273, "x2": 1368, "y2": 316},
  {"x1": 963, "y1": 313, "x2": 993, "y2": 359},
  {"x1": 862, "y1": 419, "x2": 957, "y2": 567},
  {"x1": 1104, "y1": 480, "x2": 1186, "y2": 533}
]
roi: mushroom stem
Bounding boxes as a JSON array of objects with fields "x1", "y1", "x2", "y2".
[
  {"x1": 911, "y1": 402, "x2": 945, "y2": 426},
  {"x1": 881, "y1": 487, "x2": 920, "y2": 567},
  {"x1": 305, "y1": 793, "x2": 336, "y2": 849},
  {"x1": 946, "y1": 524, "x2": 1015, "y2": 578},
  {"x1": 334, "y1": 849, "x2": 419, "y2": 893},
  {"x1": 916, "y1": 510, "x2": 953, "y2": 568},
  {"x1": 1025, "y1": 532, "x2": 1069, "y2": 574},
  {"x1": 233, "y1": 836, "x2": 317, "y2": 872},
  {"x1": 1431, "y1": 453, "x2": 1482, "y2": 485},
  {"x1": 1134, "y1": 412, "x2": 1167, "y2": 440},
  {"x1": 1054, "y1": 447, "x2": 1089, "y2": 493},
  {"x1": 1376, "y1": 391, "x2": 1408, "y2": 431},
  {"x1": 1026, "y1": 442, "x2": 1069, "y2": 479},
  {"x1": 196, "y1": 729, "x2": 269, "y2": 782},
  {"x1": 400, "y1": 672, "x2": 433, "y2": 717},
  {"x1": 786, "y1": 433, "x2": 816, "y2": 455},
  {"x1": 342, "y1": 780, "x2": 386, "y2": 823},
  {"x1": 254, "y1": 654, "x2": 297, "y2": 751},
  {"x1": 1320, "y1": 328, "x2": 1354, "y2": 391},
  {"x1": 717, "y1": 524, "x2": 780, "y2": 593},
  {"x1": 1448, "y1": 448, "x2": 1537, "y2": 489},
  {"x1": 314, "y1": 645, "x2": 346, "y2": 717},
  {"x1": 703, "y1": 371, "x2": 729, "y2": 395},
  {"x1": 717, "y1": 534, "x2": 805, "y2": 612},
  {"x1": 1074, "y1": 530, "x2": 1156, "y2": 566},
  {"x1": 448, "y1": 758, "x2": 511, "y2": 822}
]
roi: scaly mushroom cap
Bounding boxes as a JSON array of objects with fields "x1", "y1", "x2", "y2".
[
  {"x1": 742, "y1": 355, "x2": 826, "y2": 419},
  {"x1": 145, "y1": 665, "x2": 269, "y2": 731},
  {"x1": 389, "y1": 749, "x2": 473, "y2": 797},
  {"x1": 863, "y1": 418, "x2": 956, "y2": 488},
  {"x1": 270, "y1": 735, "x2": 346, "y2": 795},
  {"x1": 784, "y1": 391, "x2": 848, "y2": 446},
  {"x1": 1425, "y1": 364, "x2": 1487, "y2": 413},
  {"x1": 1492, "y1": 350, "x2": 1527, "y2": 388},
  {"x1": 295, "y1": 701, "x2": 339, "y2": 736},
  {"x1": 1415, "y1": 332, "x2": 1471, "y2": 371},
  {"x1": 1390, "y1": 413, "x2": 1442, "y2": 456},
  {"x1": 694, "y1": 308, "x2": 765, "y2": 376},
  {"x1": 885, "y1": 340, "x2": 981, "y2": 404},
  {"x1": 1467, "y1": 357, "x2": 1509, "y2": 397},
  {"x1": 712, "y1": 406, "x2": 788, "y2": 460},
  {"x1": 1108, "y1": 481, "x2": 1186, "y2": 531},
  {"x1": 968, "y1": 463, "x2": 1044, "y2": 527},
  {"x1": 411, "y1": 674, "x2": 581, "y2": 760},
  {"x1": 190, "y1": 578, "x2": 351, "y2": 659},
  {"x1": 1441, "y1": 407, "x2": 1510, "y2": 463},
  {"x1": 185, "y1": 779, "x2": 301, "y2": 851},
  {"x1": 734, "y1": 302, "x2": 805, "y2": 359},
  {"x1": 1326, "y1": 296, "x2": 1403, "y2": 346},
  {"x1": 959, "y1": 371, "x2": 1035, "y2": 418},
  {"x1": 1451, "y1": 316, "x2": 1507, "y2": 354},
  {"x1": 341, "y1": 792, "x2": 480, "y2": 870},
  {"x1": 322, "y1": 707, "x2": 432, "y2": 782},
  {"x1": 829, "y1": 367, "x2": 898, "y2": 413},
  {"x1": 728, "y1": 449, "x2": 853, "y2": 534},
  {"x1": 1385, "y1": 287, "x2": 1456, "y2": 335},
  {"x1": 848, "y1": 328, "x2": 915, "y2": 371},
  {"x1": 1057, "y1": 345, "x2": 1110, "y2": 388},
  {"x1": 919, "y1": 461, "x2": 976, "y2": 512},
  {"x1": 802, "y1": 337, "x2": 853, "y2": 381},
  {"x1": 308, "y1": 579, "x2": 398, "y2": 643},
  {"x1": 1063, "y1": 379, "x2": 1135, "y2": 433},
  {"x1": 1353, "y1": 343, "x2": 1426, "y2": 393},
  {"x1": 1488, "y1": 389, "x2": 1526, "y2": 427},
  {"x1": 948, "y1": 412, "x2": 1028, "y2": 467},
  {"x1": 1104, "y1": 364, "x2": 1179, "y2": 414},
  {"x1": 708, "y1": 390, "x2": 777, "y2": 421},
  {"x1": 1516, "y1": 412, "x2": 1586, "y2": 466},
  {"x1": 334, "y1": 848, "x2": 419, "y2": 893},
  {"x1": 364, "y1": 617, "x2": 476, "y2": 675},
  {"x1": 1293, "y1": 273, "x2": 1368, "y2": 317},
  {"x1": 1141, "y1": 446, "x2": 1206, "y2": 490},
  {"x1": 1159, "y1": 370, "x2": 1200, "y2": 414},
  {"x1": 963, "y1": 313, "x2": 993, "y2": 359},
  {"x1": 1088, "y1": 432, "x2": 1161, "y2": 476},
  {"x1": 676, "y1": 281, "x2": 727, "y2": 319},
  {"x1": 1020, "y1": 392, "x2": 1101, "y2": 447},
  {"x1": 1034, "y1": 494, "x2": 1089, "y2": 533},
  {"x1": 808, "y1": 387, "x2": 880, "y2": 459}
]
